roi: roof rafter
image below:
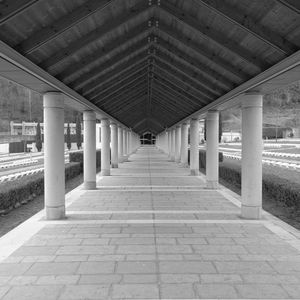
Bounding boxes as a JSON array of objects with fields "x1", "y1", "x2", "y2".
[
  {"x1": 40, "y1": 2, "x2": 153, "y2": 70},
  {"x1": 115, "y1": 96, "x2": 147, "y2": 116},
  {"x1": 95, "y1": 80, "x2": 147, "y2": 106},
  {"x1": 91, "y1": 72, "x2": 147, "y2": 103},
  {"x1": 196, "y1": 0, "x2": 296, "y2": 55},
  {"x1": 154, "y1": 65, "x2": 211, "y2": 104},
  {"x1": 71, "y1": 43, "x2": 149, "y2": 90},
  {"x1": 57, "y1": 27, "x2": 153, "y2": 82},
  {"x1": 156, "y1": 40, "x2": 234, "y2": 90},
  {"x1": 154, "y1": 55, "x2": 221, "y2": 97},
  {"x1": 158, "y1": 23, "x2": 249, "y2": 81},
  {"x1": 275, "y1": 0, "x2": 300, "y2": 14},
  {"x1": 17, "y1": 0, "x2": 114, "y2": 55},
  {"x1": 159, "y1": 1, "x2": 269, "y2": 71},
  {"x1": 0, "y1": 0, "x2": 39, "y2": 25},
  {"x1": 83, "y1": 58, "x2": 148, "y2": 96}
]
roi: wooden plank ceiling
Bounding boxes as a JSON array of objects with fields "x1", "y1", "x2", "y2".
[{"x1": 0, "y1": 0, "x2": 299, "y2": 134}]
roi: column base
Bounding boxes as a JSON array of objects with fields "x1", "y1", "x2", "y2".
[
  {"x1": 241, "y1": 205, "x2": 261, "y2": 219},
  {"x1": 118, "y1": 157, "x2": 124, "y2": 163},
  {"x1": 111, "y1": 163, "x2": 118, "y2": 168},
  {"x1": 83, "y1": 181, "x2": 96, "y2": 190},
  {"x1": 123, "y1": 155, "x2": 128, "y2": 162},
  {"x1": 46, "y1": 205, "x2": 65, "y2": 220},
  {"x1": 101, "y1": 169, "x2": 110, "y2": 176},
  {"x1": 206, "y1": 180, "x2": 218, "y2": 189},
  {"x1": 190, "y1": 169, "x2": 199, "y2": 176},
  {"x1": 175, "y1": 158, "x2": 181, "y2": 163}
]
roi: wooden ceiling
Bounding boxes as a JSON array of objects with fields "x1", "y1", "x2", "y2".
[{"x1": 0, "y1": 0, "x2": 299, "y2": 134}]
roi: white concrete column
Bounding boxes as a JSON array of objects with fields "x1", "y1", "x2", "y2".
[
  {"x1": 180, "y1": 123, "x2": 189, "y2": 166},
  {"x1": 123, "y1": 128, "x2": 128, "y2": 161},
  {"x1": 83, "y1": 110, "x2": 96, "y2": 189},
  {"x1": 168, "y1": 130, "x2": 172, "y2": 157},
  {"x1": 171, "y1": 128, "x2": 176, "y2": 161},
  {"x1": 241, "y1": 94, "x2": 263, "y2": 219},
  {"x1": 128, "y1": 130, "x2": 132, "y2": 154},
  {"x1": 111, "y1": 123, "x2": 118, "y2": 168},
  {"x1": 101, "y1": 118, "x2": 110, "y2": 176},
  {"x1": 43, "y1": 92, "x2": 65, "y2": 220},
  {"x1": 190, "y1": 118, "x2": 200, "y2": 175},
  {"x1": 206, "y1": 111, "x2": 219, "y2": 189},
  {"x1": 175, "y1": 125, "x2": 181, "y2": 163},
  {"x1": 126, "y1": 130, "x2": 130, "y2": 156},
  {"x1": 118, "y1": 126, "x2": 123, "y2": 163}
]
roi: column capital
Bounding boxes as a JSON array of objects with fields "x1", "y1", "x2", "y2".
[
  {"x1": 43, "y1": 92, "x2": 64, "y2": 109},
  {"x1": 242, "y1": 93, "x2": 263, "y2": 108},
  {"x1": 83, "y1": 110, "x2": 96, "y2": 121},
  {"x1": 206, "y1": 110, "x2": 219, "y2": 120},
  {"x1": 101, "y1": 118, "x2": 110, "y2": 126}
]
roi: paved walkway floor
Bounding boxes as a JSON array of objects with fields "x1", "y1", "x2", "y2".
[{"x1": 1, "y1": 146, "x2": 300, "y2": 299}]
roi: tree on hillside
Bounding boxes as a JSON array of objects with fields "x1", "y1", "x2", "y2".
[
  {"x1": 76, "y1": 114, "x2": 82, "y2": 150},
  {"x1": 35, "y1": 122, "x2": 42, "y2": 152},
  {"x1": 66, "y1": 123, "x2": 71, "y2": 151}
]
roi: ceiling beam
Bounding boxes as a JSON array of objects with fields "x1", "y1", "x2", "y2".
[
  {"x1": 91, "y1": 72, "x2": 147, "y2": 102},
  {"x1": 153, "y1": 70, "x2": 209, "y2": 106},
  {"x1": 95, "y1": 67, "x2": 148, "y2": 97},
  {"x1": 115, "y1": 96, "x2": 147, "y2": 116},
  {"x1": 154, "y1": 64, "x2": 212, "y2": 104},
  {"x1": 94, "y1": 80, "x2": 147, "y2": 105},
  {"x1": 151, "y1": 95, "x2": 183, "y2": 122},
  {"x1": 17, "y1": 0, "x2": 114, "y2": 55},
  {"x1": 0, "y1": 0, "x2": 39, "y2": 25},
  {"x1": 83, "y1": 58, "x2": 147, "y2": 96},
  {"x1": 196, "y1": 0, "x2": 296, "y2": 56},
  {"x1": 70, "y1": 43, "x2": 149, "y2": 90},
  {"x1": 57, "y1": 27, "x2": 152, "y2": 82},
  {"x1": 152, "y1": 86, "x2": 194, "y2": 115},
  {"x1": 275, "y1": 0, "x2": 300, "y2": 14},
  {"x1": 159, "y1": 1, "x2": 268, "y2": 71},
  {"x1": 154, "y1": 55, "x2": 221, "y2": 97},
  {"x1": 153, "y1": 77, "x2": 202, "y2": 110},
  {"x1": 158, "y1": 23, "x2": 249, "y2": 81},
  {"x1": 40, "y1": 2, "x2": 152, "y2": 70},
  {"x1": 156, "y1": 40, "x2": 234, "y2": 89}
]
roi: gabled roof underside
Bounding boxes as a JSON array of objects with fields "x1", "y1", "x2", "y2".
[{"x1": 0, "y1": 0, "x2": 299, "y2": 134}]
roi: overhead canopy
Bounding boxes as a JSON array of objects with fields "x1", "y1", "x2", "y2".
[{"x1": 0, "y1": 0, "x2": 299, "y2": 134}]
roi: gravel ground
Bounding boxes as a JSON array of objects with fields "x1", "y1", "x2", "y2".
[{"x1": 0, "y1": 174, "x2": 83, "y2": 237}]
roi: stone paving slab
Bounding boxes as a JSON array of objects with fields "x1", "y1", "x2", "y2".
[{"x1": 0, "y1": 146, "x2": 300, "y2": 299}]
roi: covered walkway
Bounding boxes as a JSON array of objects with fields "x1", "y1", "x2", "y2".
[{"x1": 1, "y1": 146, "x2": 300, "y2": 299}]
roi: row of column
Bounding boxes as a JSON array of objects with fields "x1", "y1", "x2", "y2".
[
  {"x1": 156, "y1": 93, "x2": 263, "y2": 220},
  {"x1": 43, "y1": 92, "x2": 140, "y2": 220}
]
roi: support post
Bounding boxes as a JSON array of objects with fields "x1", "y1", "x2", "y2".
[
  {"x1": 206, "y1": 111, "x2": 219, "y2": 189},
  {"x1": 123, "y1": 128, "x2": 128, "y2": 161},
  {"x1": 118, "y1": 125, "x2": 123, "y2": 163},
  {"x1": 190, "y1": 118, "x2": 199, "y2": 175},
  {"x1": 43, "y1": 92, "x2": 65, "y2": 220},
  {"x1": 111, "y1": 122, "x2": 118, "y2": 168},
  {"x1": 180, "y1": 123, "x2": 188, "y2": 166},
  {"x1": 83, "y1": 110, "x2": 96, "y2": 189},
  {"x1": 101, "y1": 118, "x2": 110, "y2": 176},
  {"x1": 241, "y1": 93, "x2": 263, "y2": 219},
  {"x1": 175, "y1": 125, "x2": 181, "y2": 163},
  {"x1": 171, "y1": 128, "x2": 175, "y2": 161}
]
